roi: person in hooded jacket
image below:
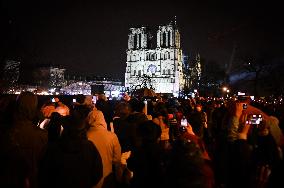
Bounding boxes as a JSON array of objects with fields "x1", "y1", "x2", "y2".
[
  {"x1": 127, "y1": 120, "x2": 163, "y2": 188},
  {"x1": 3, "y1": 91, "x2": 48, "y2": 188},
  {"x1": 87, "y1": 109, "x2": 122, "y2": 188},
  {"x1": 39, "y1": 106, "x2": 103, "y2": 188}
]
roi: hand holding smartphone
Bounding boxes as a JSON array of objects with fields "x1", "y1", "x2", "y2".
[{"x1": 246, "y1": 114, "x2": 262, "y2": 125}]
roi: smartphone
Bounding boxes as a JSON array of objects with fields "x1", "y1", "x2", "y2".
[
  {"x1": 51, "y1": 98, "x2": 56, "y2": 102},
  {"x1": 248, "y1": 114, "x2": 262, "y2": 125},
  {"x1": 92, "y1": 96, "x2": 97, "y2": 104},
  {"x1": 72, "y1": 98, "x2": 76, "y2": 103},
  {"x1": 181, "y1": 118, "x2": 188, "y2": 126},
  {"x1": 243, "y1": 103, "x2": 248, "y2": 109}
]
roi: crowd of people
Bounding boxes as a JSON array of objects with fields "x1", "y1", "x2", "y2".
[{"x1": 0, "y1": 91, "x2": 283, "y2": 188}]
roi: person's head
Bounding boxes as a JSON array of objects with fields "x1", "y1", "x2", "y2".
[
  {"x1": 114, "y1": 102, "x2": 131, "y2": 119},
  {"x1": 54, "y1": 97, "x2": 60, "y2": 103},
  {"x1": 261, "y1": 116, "x2": 283, "y2": 146},
  {"x1": 83, "y1": 95, "x2": 93, "y2": 106},
  {"x1": 41, "y1": 102, "x2": 56, "y2": 118},
  {"x1": 61, "y1": 108, "x2": 90, "y2": 140},
  {"x1": 137, "y1": 120, "x2": 161, "y2": 143},
  {"x1": 75, "y1": 94, "x2": 86, "y2": 104},
  {"x1": 55, "y1": 105, "x2": 70, "y2": 116},
  {"x1": 87, "y1": 109, "x2": 107, "y2": 130},
  {"x1": 48, "y1": 112, "x2": 63, "y2": 142},
  {"x1": 15, "y1": 91, "x2": 38, "y2": 121},
  {"x1": 129, "y1": 98, "x2": 145, "y2": 113},
  {"x1": 97, "y1": 94, "x2": 107, "y2": 101},
  {"x1": 195, "y1": 104, "x2": 202, "y2": 112},
  {"x1": 123, "y1": 93, "x2": 131, "y2": 102}
]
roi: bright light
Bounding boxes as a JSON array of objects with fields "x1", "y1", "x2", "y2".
[
  {"x1": 223, "y1": 87, "x2": 227, "y2": 92},
  {"x1": 111, "y1": 90, "x2": 120, "y2": 97},
  {"x1": 238, "y1": 92, "x2": 246, "y2": 96},
  {"x1": 49, "y1": 88, "x2": 56, "y2": 92},
  {"x1": 226, "y1": 89, "x2": 230, "y2": 93}
]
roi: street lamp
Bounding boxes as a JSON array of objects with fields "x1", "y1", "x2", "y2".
[
  {"x1": 226, "y1": 89, "x2": 230, "y2": 98},
  {"x1": 222, "y1": 86, "x2": 230, "y2": 98}
]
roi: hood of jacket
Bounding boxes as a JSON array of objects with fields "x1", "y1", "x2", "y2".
[
  {"x1": 87, "y1": 109, "x2": 107, "y2": 130},
  {"x1": 14, "y1": 91, "x2": 38, "y2": 122},
  {"x1": 266, "y1": 116, "x2": 283, "y2": 146}
]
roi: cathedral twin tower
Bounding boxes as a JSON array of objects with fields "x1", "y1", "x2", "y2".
[{"x1": 125, "y1": 20, "x2": 185, "y2": 95}]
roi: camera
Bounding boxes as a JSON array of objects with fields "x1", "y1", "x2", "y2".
[
  {"x1": 72, "y1": 98, "x2": 77, "y2": 103},
  {"x1": 243, "y1": 103, "x2": 248, "y2": 109}
]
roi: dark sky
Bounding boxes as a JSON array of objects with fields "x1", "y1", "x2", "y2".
[{"x1": 1, "y1": 1, "x2": 283, "y2": 79}]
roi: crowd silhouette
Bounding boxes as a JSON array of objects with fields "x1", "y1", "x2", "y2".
[{"x1": 0, "y1": 92, "x2": 283, "y2": 188}]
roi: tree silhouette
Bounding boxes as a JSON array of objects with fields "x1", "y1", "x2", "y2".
[{"x1": 241, "y1": 51, "x2": 273, "y2": 96}]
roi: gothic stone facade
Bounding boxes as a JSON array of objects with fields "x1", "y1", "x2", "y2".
[{"x1": 125, "y1": 21, "x2": 185, "y2": 94}]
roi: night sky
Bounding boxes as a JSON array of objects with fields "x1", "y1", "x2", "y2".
[{"x1": 1, "y1": 1, "x2": 283, "y2": 79}]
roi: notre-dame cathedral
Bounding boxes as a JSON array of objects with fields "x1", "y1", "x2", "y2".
[{"x1": 125, "y1": 20, "x2": 185, "y2": 95}]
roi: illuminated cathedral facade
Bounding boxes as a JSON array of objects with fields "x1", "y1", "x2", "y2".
[{"x1": 125, "y1": 20, "x2": 185, "y2": 95}]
